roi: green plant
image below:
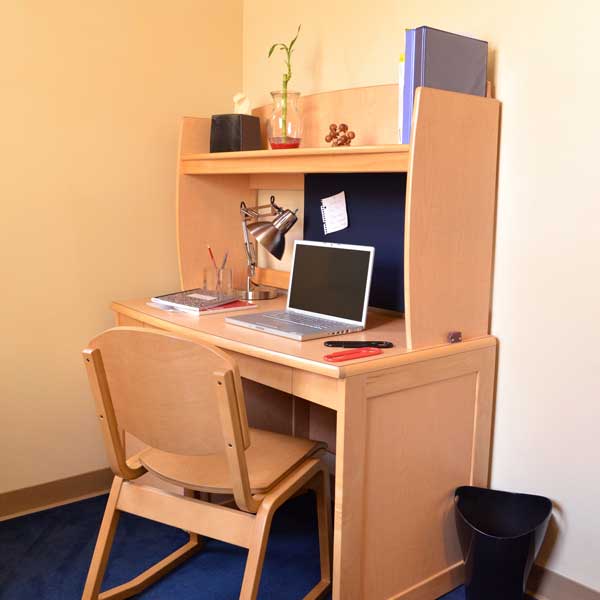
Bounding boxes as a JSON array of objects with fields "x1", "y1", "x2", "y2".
[{"x1": 268, "y1": 25, "x2": 301, "y2": 140}]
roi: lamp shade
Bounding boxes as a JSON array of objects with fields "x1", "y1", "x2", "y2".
[{"x1": 247, "y1": 209, "x2": 298, "y2": 260}]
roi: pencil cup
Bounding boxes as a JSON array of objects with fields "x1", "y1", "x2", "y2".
[{"x1": 203, "y1": 267, "x2": 233, "y2": 298}]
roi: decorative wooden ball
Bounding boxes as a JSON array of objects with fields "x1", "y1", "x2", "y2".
[{"x1": 324, "y1": 123, "x2": 355, "y2": 146}]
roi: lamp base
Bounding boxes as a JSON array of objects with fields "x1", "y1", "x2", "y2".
[{"x1": 237, "y1": 286, "x2": 279, "y2": 301}]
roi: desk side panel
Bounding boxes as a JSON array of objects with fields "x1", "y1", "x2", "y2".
[
  {"x1": 404, "y1": 88, "x2": 500, "y2": 350},
  {"x1": 355, "y1": 344, "x2": 496, "y2": 600}
]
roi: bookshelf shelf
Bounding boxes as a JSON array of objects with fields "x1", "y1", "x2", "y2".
[{"x1": 180, "y1": 144, "x2": 409, "y2": 175}]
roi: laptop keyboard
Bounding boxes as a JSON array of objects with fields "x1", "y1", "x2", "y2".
[{"x1": 263, "y1": 311, "x2": 348, "y2": 331}]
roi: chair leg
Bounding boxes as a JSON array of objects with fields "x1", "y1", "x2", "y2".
[
  {"x1": 239, "y1": 464, "x2": 333, "y2": 600},
  {"x1": 82, "y1": 477, "x2": 124, "y2": 600},
  {"x1": 91, "y1": 486, "x2": 203, "y2": 600},
  {"x1": 307, "y1": 469, "x2": 333, "y2": 600},
  {"x1": 183, "y1": 487, "x2": 203, "y2": 547},
  {"x1": 239, "y1": 508, "x2": 274, "y2": 600}
]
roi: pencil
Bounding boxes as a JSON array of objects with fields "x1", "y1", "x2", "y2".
[{"x1": 207, "y1": 244, "x2": 218, "y2": 270}]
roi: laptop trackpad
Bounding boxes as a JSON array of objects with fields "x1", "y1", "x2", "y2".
[{"x1": 254, "y1": 318, "x2": 315, "y2": 333}]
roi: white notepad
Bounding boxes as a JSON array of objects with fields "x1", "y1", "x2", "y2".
[{"x1": 320, "y1": 191, "x2": 348, "y2": 235}]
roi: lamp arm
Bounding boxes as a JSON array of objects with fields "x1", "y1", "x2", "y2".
[{"x1": 241, "y1": 216, "x2": 257, "y2": 276}]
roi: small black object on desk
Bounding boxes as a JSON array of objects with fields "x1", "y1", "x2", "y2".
[
  {"x1": 210, "y1": 114, "x2": 262, "y2": 153},
  {"x1": 324, "y1": 341, "x2": 394, "y2": 349}
]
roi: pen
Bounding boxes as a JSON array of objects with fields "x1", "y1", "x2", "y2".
[
  {"x1": 207, "y1": 244, "x2": 218, "y2": 270},
  {"x1": 221, "y1": 250, "x2": 229, "y2": 270},
  {"x1": 323, "y1": 341, "x2": 394, "y2": 348}
]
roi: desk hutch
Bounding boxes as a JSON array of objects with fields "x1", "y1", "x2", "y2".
[{"x1": 112, "y1": 84, "x2": 501, "y2": 600}]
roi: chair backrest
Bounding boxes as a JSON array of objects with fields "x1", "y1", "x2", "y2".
[{"x1": 82, "y1": 327, "x2": 258, "y2": 510}]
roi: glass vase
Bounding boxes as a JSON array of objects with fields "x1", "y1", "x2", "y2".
[{"x1": 267, "y1": 90, "x2": 303, "y2": 149}]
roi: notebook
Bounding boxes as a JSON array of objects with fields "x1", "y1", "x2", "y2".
[{"x1": 150, "y1": 288, "x2": 238, "y2": 313}]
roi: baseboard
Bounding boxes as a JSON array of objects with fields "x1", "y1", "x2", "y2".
[
  {"x1": 0, "y1": 468, "x2": 113, "y2": 521},
  {"x1": 527, "y1": 565, "x2": 600, "y2": 600},
  {"x1": 389, "y1": 562, "x2": 464, "y2": 600}
]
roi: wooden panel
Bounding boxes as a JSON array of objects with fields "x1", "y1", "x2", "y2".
[
  {"x1": 176, "y1": 117, "x2": 256, "y2": 291},
  {"x1": 242, "y1": 379, "x2": 293, "y2": 435},
  {"x1": 176, "y1": 172, "x2": 255, "y2": 291},
  {"x1": 254, "y1": 267, "x2": 290, "y2": 290},
  {"x1": 180, "y1": 145, "x2": 409, "y2": 175},
  {"x1": 117, "y1": 482, "x2": 254, "y2": 548},
  {"x1": 228, "y1": 350, "x2": 292, "y2": 393},
  {"x1": 404, "y1": 87, "x2": 500, "y2": 350},
  {"x1": 357, "y1": 345, "x2": 496, "y2": 599},
  {"x1": 292, "y1": 397, "x2": 311, "y2": 438},
  {"x1": 116, "y1": 313, "x2": 145, "y2": 327},
  {"x1": 309, "y1": 404, "x2": 337, "y2": 454},
  {"x1": 252, "y1": 84, "x2": 399, "y2": 148},
  {"x1": 178, "y1": 116, "x2": 210, "y2": 155},
  {"x1": 249, "y1": 173, "x2": 304, "y2": 190},
  {"x1": 88, "y1": 328, "x2": 249, "y2": 456},
  {"x1": 363, "y1": 373, "x2": 476, "y2": 598},
  {"x1": 469, "y1": 345, "x2": 496, "y2": 486},
  {"x1": 332, "y1": 376, "x2": 367, "y2": 600},
  {"x1": 365, "y1": 347, "x2": 491, "y2": 398},
  {"x1": 292, "y1": 370, "x2": 343, "y2": 409}
]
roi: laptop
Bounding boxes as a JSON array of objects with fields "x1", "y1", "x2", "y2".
[{"x1": 226, "y1": 240, "x2": 375, "y2": 341}]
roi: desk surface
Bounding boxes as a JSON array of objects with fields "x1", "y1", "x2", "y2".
[{"x1": 113, "y1": 297, "x2": 496, "y2": 379}]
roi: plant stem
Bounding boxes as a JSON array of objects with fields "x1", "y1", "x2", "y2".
[
  {"x1": 282, "y1": 78, "x2": 288, "y2": 141},
  {"x1": 282, "y1": 47, "x2": 292, "y2": 141}
]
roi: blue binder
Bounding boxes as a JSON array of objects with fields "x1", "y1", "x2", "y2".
[{"x1": 401, "y1": 26, "x2": 488, "y2": 144}]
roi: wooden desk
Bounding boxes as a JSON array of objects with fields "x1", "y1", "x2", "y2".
[
  {"x1": 113, "y1": 298, "x2": 496, "y2": 600},
  {"x1": 111, "y1": 83, "x2": 500, "y2": 598}
]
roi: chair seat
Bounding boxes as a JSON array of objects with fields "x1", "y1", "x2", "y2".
[{"x1": 138, "y1": 428, "x2": 326, "y2": 495}]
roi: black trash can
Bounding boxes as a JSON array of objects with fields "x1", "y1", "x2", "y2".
[{"x1": 454, "y1": 486, "x2": 552, "y2": 600}]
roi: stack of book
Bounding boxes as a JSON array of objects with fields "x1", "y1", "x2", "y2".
[
  {"x1": 150, "y1": 288, "x2": 256, "y2": 315},
  {"x1": 399, "y1": 26, "x2": 488, "y2": 144}
]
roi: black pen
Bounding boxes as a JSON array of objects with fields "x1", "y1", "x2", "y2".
[{"x1": 323, "y1": 341, "x2": 394, "y2": 348}]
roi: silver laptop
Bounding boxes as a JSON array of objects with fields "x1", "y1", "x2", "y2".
[{"x1": 226, "y1": 240, "x2": 375, "y2": 341}]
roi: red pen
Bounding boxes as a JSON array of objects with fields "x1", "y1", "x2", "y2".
[
  {"x1": 207, "y1": 244, "x2": 218, "y2": 270},
  {"x1": 323, "y1": 347, "x2": 383, "y2": 362}
]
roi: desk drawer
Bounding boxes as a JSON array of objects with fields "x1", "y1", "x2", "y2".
[{"x1": 227, "y1": 351, "x2": 292, "y2": 394}]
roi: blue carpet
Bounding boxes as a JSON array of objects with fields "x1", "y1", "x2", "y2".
[{"x1": 0, "y1": 491, "x2": 467, "y2": 599}]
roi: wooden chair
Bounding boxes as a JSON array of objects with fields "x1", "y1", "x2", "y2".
[{"x1": 81, "y1": 327, "x2": 332, "y2": 600}]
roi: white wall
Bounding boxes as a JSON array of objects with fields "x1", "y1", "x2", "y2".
[
  {"x1": 0, "y1": 0, "x2": 243, "y2": 494},
  {"x1": 243, "y1": 0, "x2": 600, "y2": 590}
]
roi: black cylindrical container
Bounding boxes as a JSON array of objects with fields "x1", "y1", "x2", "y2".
[{"x1": 455, "y1": 486, "x2": 552, "y2": 600}]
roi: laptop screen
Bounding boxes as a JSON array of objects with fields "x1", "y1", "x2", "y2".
[{"x1": 287, "y1": 242, "x2": 374, "y2": 323}]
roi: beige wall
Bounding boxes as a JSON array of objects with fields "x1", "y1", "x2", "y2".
[
  {"x1": 0, "y1": 1, "x2": 242, "y2": 493},
  {"x1": 244, "y1": 0, "x2": 600, "y2": 591}
]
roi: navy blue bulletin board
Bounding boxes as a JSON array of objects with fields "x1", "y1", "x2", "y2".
[{"x1": 303, "y1": 173, "x2": 406, "y2": 313}]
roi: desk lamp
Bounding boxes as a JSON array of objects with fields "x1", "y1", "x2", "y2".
[{"x1": 240, "y1": 195, "x2": 298, "y2": 300}]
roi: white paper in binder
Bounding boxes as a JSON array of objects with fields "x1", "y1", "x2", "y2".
[{"x1": 320, "y1": 191, "x2": 348, "y2": 235}]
